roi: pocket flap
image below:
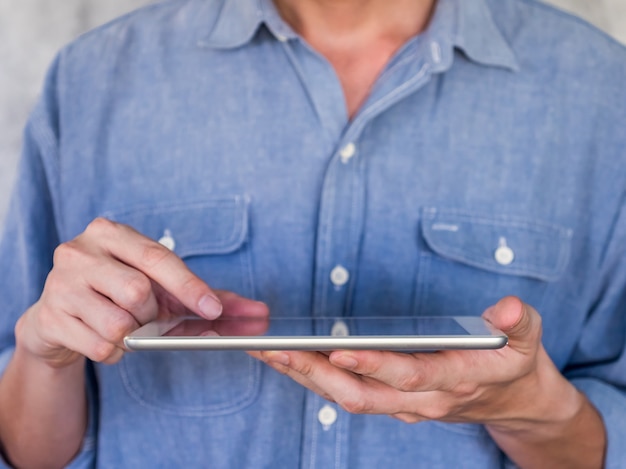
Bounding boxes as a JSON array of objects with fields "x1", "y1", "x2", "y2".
[
  {"x1": 103, "y1": 196, "x2": 249, "y2": 258},
  {"x1": 421, "y1": 208, "x2": 572, "y2": 281}
]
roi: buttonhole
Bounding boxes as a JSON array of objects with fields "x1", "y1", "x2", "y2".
[{"x1": 431, "y1": 223, "x2": 459, "y2": 232}]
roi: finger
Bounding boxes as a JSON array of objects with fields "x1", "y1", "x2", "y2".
[
  {"x1": 253, "y1": 351, "x2": 452, "y2": 417},
  {"x1": 37, "y1": 311, "x2": 126, "y2": 365},
  {"x1": 482, "y1": 296, "x2": 542, "y2": 353},
  {"x1": 64, "y1": 290, "x2": 141, "y2": 346},
  {"x1": 331, "y1": 344, "x2": 529, "y2": 394},
  {"x1": 83, "y1": 218, "x2": 223, "y2": 319},
  {"x1": 390, "y1": 413, "x2": 426, "y2": 424},
  {"x1": 151, "y1": 288, "x2": 269, "y2": 323},
  {"x1": 77, "y1": 257, "x2": 159, "y2": 325},
  {"x1": 260, "y1": 350, "x2": 419, "y2": 416},
  {"x1": 211, "y1": 291, "x2": 269, "y2": 335},
  {"x1": 42, "y1": 264, "x2": 144, "y2": 344},
  {"x1": 329, "y1": 349, "x2": 465, "y2": 393},
  {"x1": 251, "y1": 351, "x2": 337, "y2": 402},
  {"x1": 214, "y1": 290, "x2": 269, "y2": 319}
]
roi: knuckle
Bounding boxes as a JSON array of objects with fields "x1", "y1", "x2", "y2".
[
  {"x1": 421, "y1": 401, "x2": 452, "y2": 421},
  {"x1": 395, "y1": 372, "x2": 424, "y2": 392},
  {"x1": 42, "y1": 270, "x2": 66, "y2": 295},
  {"x1": 102, "y1": 348, "x2": 125, "y2": 365},
  {"x1": 452, "y1": 381, "x2": 478, "y2": 398},
  {"x1": 102, "y1": 314, "x2": 136, "y2": 343},
  {"x1": 52, "y1": 241, "x2": 84, "y2": 267},
  {"x1": 36, "y1": 305, "x2": 54, "y2": 329},
  {"x1": 295, "y1": 360, "x2": 315, "y2": 378},
  {"x1": 90, "y1": 340, "x2": 117, "y2": 363},
  {"x1": 85, "y1": 217, "x2": 118, "y2": 238},
  {"x1": 338, "y1": 393, "x2": 371, "y2": 414},
  {"x1": 13, "y1": 314, "x2": 27, "y2": 338},
  {"x1": 531, "y1": 313, "x2": 543, "y2": 340},
  {"x1": 120, "y1": 274, "x2": 153, "y2": 311},
  {"x1": 534, "y1": 310, "x2": 543, "y2": 328},
  {"x1": 139, "y1": 242, "x2": 172, "y2": 269},
  {"x1": 35, "y1": 304, "x2": 61, "y2": 338}
]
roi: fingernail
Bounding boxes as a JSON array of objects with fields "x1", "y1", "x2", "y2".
[
  {"x1": 332, "y1": 354, "x2": 358, "y2": 370},
  {"x1": 198, "y1": 294, "x2": 222, "y2": 319},
  {"x1": 265, "y1": 351, "x2": 290, "y2": 366}
]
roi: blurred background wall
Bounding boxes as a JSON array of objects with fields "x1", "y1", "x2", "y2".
[
  {"x1": 0, "y1": 0, "x2": 153, "y2": 226},
  {"x1": 0, "y1": 0, "x2": 625, "y2": 226}
]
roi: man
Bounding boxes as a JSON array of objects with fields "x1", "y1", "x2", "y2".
[{"x1": 0, "y1": 0, "x2": 625, "y2": 467}]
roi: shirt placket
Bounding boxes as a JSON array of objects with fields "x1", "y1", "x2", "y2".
[
  {"x1": 274, "y1": 35, "x2": 365, "y2": 469},
  {"x1": 279, "y1": 31, "x2": 444, "y2": 469},
  {"x1": 301, "y1": 134, "x2": 365, "y2": 469}
]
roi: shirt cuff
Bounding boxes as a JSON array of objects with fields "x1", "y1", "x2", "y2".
[
  {"x1": 572, "y1": 377, "x2": 626, "y2": 469},
  {"x1": 0, "y1": 348, "x2": 96, "y2": 469}
]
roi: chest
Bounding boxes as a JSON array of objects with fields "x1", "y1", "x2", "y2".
[{"x1": 57, "y1": 46, "x2": 601, "y2": 369}]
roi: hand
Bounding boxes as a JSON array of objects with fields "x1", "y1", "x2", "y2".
[
  {"x1": 16, "y1": 218, "x2": 268, "y2": 368},
  {"x1": 254, "y1": 297, "x2": 582, "y2": 429}
]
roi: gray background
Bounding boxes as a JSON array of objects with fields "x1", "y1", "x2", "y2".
[{"x1": 1, "y1": 0, "x2": 625, "y2": 226}]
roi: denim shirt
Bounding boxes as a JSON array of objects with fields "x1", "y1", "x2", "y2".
[{"x1": 1, "y1": 0, "x2": 626, "y2": 467}]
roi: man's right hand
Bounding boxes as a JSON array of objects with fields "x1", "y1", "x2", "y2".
[{"x1": 15, "y1": 217, "x2": 268, "y2": 368}]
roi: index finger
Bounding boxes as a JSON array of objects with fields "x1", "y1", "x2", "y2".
[{"x1": 86, "y1": 218, "x2": 222, "y2": 319}]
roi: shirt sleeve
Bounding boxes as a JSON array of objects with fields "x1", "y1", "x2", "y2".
[
  {"x1": 571, "y1": 378, "x2": 626, "y2": 469},
  {"x1": 565, "y1": 194, "x2": 626, "y2": 469},
  {"x1": 0, "y1": 53, "x2": 97, "y2": 468}
]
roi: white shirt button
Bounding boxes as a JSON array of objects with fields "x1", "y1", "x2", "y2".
[
  {"x1": 275, "y1": 33, "x2": 288, "y2": 42},
  {"x1": 318, "y1": 404, "x2": 338, "y2": 429},
  {"x1": 494, "y1": 245, "x2": 515, "y2": 266},
  {"x1": 330, "y1": 265, "x2": 350, "y2": 286},
  {"x1": 339, "y1": 142, "x2": 356, "y2": 163},
  {"x1": 331, "y1": 320, "x2": 350, "y2": 337},
  {"x1": 158, "y1": 230, "x2": 176, "y2": 251}
]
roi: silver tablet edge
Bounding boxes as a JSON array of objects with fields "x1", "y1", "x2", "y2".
[{"x1": 124, "y1": 335, "x2": 508, "y2": 351}]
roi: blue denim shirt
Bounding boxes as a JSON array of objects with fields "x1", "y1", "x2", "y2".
[{"x1": 1, "y1": 0, "x2": 626, "y2": 467}]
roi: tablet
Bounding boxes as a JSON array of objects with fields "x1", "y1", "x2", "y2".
[{"x1": 123, "y1": 316, "x2": 508, "y2": 351}]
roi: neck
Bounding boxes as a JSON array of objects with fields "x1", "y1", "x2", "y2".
[
  {"x1": 272, "y1": 0, "x2": 437, "y2": 119},
  {"x1": 273, "y1": 0, "x2": 436, "y2": 47}
]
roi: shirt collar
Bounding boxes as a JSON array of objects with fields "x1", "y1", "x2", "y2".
[
  {"x1": 453, "y1": 0, "x2": 520, "y2": 71},
  {"x1": 199, "y1": 0, "x2": 519, "y2": 72},
  {"x1": 198, "y1": 0, "x2": 295, "y2": 49}
]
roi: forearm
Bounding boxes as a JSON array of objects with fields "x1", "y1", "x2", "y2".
[{"x1": 0, "y1": 345, "x2": 87, "y2": 469}]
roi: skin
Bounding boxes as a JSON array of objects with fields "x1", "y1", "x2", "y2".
[
  {"x1": 0, "y1": 1, "x2": 607, "y2": 468},
  {"x1": 0, "y1": 219, "x2": 268, "y2": 468}
]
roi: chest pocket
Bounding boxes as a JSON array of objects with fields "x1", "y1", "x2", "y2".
[
  {"x1": 105, "y1": 196, "x2": 261, "y2": 416},
  {"x1": 415, "y1": 207, "x2": 573, "y2": 317}
]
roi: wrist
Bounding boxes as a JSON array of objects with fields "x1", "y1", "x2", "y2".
[
  {"x1": 1, "y1": 332, "x2": 88, "y2": 469},
  {"x1": 485, "y1": 351, "x2": 606, "y2": 468},
  {"x1": 486, "y1": 348, "x2": 585, "y2": 440}
]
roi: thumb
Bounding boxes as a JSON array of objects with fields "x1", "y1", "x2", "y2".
[{"x1": 483, "y1": 296, "x2": 541, "y2": 351}]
